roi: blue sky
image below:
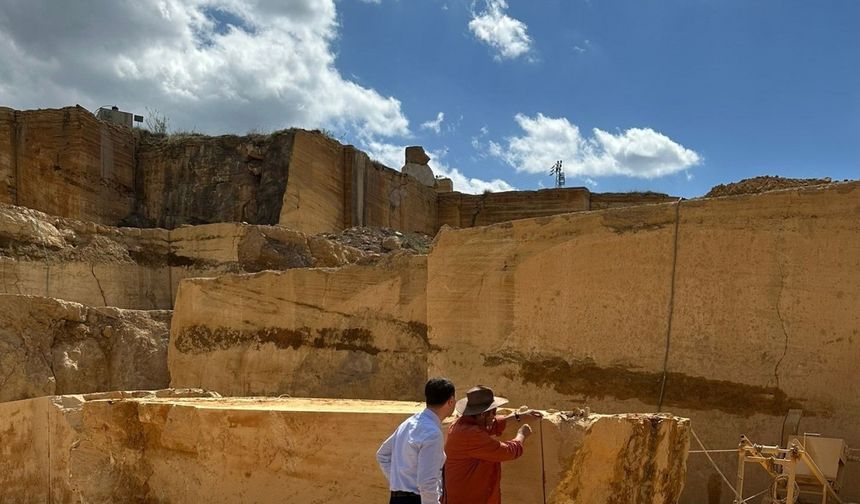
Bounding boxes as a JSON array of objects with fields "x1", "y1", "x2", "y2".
[
  {"x1": 334, "y1": 0, "x2": 860, "y2": 196},
  {"x1": 0, "y1": 0, "x2": 857, "y2": 196}
]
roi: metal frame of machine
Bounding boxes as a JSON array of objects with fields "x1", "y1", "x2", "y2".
[{"x1": 735, "y1": 434, "x2": 845, "y2": 504}]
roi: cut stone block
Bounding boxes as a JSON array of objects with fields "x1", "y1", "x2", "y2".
[
  {"x1": 169, "y1": 254, "x2": 429, "y2": 400},
  {"x1": 0, "y1": 392, "x2": 690, "y2": 504}
]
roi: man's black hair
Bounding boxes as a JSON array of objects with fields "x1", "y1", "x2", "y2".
[{"x1": 425, "y1": 377, "x2": 455, "y2": 407}]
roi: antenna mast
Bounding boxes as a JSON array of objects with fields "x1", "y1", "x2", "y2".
[{"x1": 550, "y1": 160, "x2": 565, "y2": 188}]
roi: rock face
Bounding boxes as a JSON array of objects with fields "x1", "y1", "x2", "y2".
[
  {"x1": 132, "y1": 131, "x2": 294, "y2": 228},
  {"x1": 427, "y1": 181, "x2": 860, "y2": 503},
  {"x1": 0, "y1": 106, "x2": 135, "y2": 225},
  {"x1": 507, "y1": 412, "x2": 690, "y2": 504},
  {"x1": 0, "y1": 393, "x2": 689, "y2": 504},
  {"x1": 280, "y1": 133, "x2": 440, "y2": 235},
  {"x1": 402, "y1": 163, "x2": 437, "y2": 187},
  {"x1": 0, "y1": 295, "x2": 170, "y2": 402},
  {"x1": 160, "y1": 180, "x2": 860, "y2": 503},
  {"x1": 0, "y1": 202, "x2": 368, "y2": 309},
  {"x1": 0, "y1": 106, "x2": 685, "y2": 234},
  {"x1": 435, "y1": 177, "x2": 454, "y2": 192},
  {"x1": 169, "y1": 255, "x2": 429, "y2": 400}
]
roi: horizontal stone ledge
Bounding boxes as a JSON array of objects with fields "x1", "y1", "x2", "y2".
[{"x1": 0, "y1": 391, "x2": 690, "y2": 504}]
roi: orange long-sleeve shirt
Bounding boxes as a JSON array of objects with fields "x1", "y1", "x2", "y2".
[{"x1": 443, "y1": 415, "x2": 523, "y2": 504}]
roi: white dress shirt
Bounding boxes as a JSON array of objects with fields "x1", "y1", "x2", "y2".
[{"x1": 376, "y1": 408, "x2": 446, "y2": 504}]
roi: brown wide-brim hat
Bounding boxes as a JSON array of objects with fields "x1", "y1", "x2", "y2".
[{"x1": 456, "y1": 385, "x2": 508, "y2": 416}]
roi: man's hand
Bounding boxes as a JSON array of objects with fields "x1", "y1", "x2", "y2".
[
  {"x1": 515, "y1": 423, "x2": 533, "y2": 442},
  {"x1": 508, "y1": 408, "x2": 544, "y2": 422}
]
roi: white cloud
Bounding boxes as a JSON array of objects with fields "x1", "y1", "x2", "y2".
[
  {"x1": 420, "y1": 112, "x2": 445, "y2": 134},
  {"x1": 0, "y1": 0, "x2": 409, "y2": 136},
  {"x1": 435, "y1": 165, "x2": 515, "y2": 193},
  {"x1": 362, "y1": 140, "x2": 514, "y2": 194},
  {"x1": 468, "y1": 0, "x2": 532, "y2": 61},
  {"x1": 470, "y1": 125, "x2": 492, "y2": 158},
  {"x1": 359, "y1": 0, "x2": 382, "y2": 4},
  {"x1": 430, "y1": 150, "x2": 515, "y2": 193},
  {"x1": 491, "y1": 113, "x2": 701, "y2": 179},
  {"x1": 364, "y1": 139, "x2": 407, "y2": 168},
  {"x1": 573, "y1": 39, "x2": 591, "y2": 54}
]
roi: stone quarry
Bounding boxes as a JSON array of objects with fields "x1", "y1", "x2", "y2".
[{"x1": 0, "y1": 105, "x2": 858, "y2": 503}]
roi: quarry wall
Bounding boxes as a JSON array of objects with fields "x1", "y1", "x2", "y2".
[
  {"x1": 169, "y1": 254, "x2": 429, "y2": 400},
  {"x1": 279, "y1": 132, "x2": 439, "y2": 235},
  {"x1": 0, "y1": 393, "x2": 689, "y2": 504},
  {"x1": 427, "y1": 181, "x2": 860, "y2": 503},
  {"x1": 0, "y1": 106, "x2": 135, "y2": 225},
  {"x1": 0, "y1": 295, "x2": 170, "y2": 402},
  {"x1": 0, "y1": 107, "x2": 673, "y2": 235},
  {"x1": 166, "y1": 181, "x2": 859, "y2": 503},
  {"x1": 132, "y1": 131, "x2": 294, "y2": 228}
]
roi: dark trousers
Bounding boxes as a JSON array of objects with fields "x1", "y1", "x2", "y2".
[{"x1": 389, "y1": 492, "x2": 421, "y2": 504}]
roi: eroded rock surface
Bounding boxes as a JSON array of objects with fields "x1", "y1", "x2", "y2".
[
  {"x1": 0, "y1": 202, "x2": 368, "y2": 309},
  {"x1": 0, "y1": 295, "x2": 171, "y2": 402},
  {"x1": 705, "y1": 175, "x2": 833, "y2": 198},
  {"x1": 132, "y1": 130, "x2": 294, "y2": 228}
]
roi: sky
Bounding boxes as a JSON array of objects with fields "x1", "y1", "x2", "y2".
[{"x1": 0, "y1": 0, "x2": 858, "y2": 196}]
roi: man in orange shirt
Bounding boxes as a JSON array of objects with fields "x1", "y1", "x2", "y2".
[{"x1": 443, "y1": 386, "x2": 540, "y2": 504}]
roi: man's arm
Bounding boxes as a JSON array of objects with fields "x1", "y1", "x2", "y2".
[
  {"x1": 466, "y1": 421, "x2": 533, "y2": 462},
  {"x1": 376, "y1": 432, "x2": 395, "y2": 482},
  {"x1": 416, "y1": 430, "x2": 445, "y2": 504}
]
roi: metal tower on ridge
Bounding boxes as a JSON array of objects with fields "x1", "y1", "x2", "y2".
[{"x1": 550, "y1": 160, "x2": 565, "y2": 188}]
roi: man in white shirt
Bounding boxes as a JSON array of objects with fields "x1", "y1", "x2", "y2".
[{"x1": 377, "y1": 378, "x2": 456, "y2": 504}]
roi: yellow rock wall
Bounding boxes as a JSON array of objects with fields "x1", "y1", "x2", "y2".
[
  {"x1": 343, "y1": 146, "x2": 438, "y2": 234},
  {"x1": 0, "y1": 107, "x2": 677, "y2": 234},
  {"x1": 161, "y1": 181, "x2": 859, "y2": 503},
  {"x1": 427, "y1": 182, "x2": 860, "y2": 503},
  {"x1": 279, "y1": 133, "x2": 439, "y2": 235},
  {"x1": 1, "y1": 106, "x2": 135, "y2": 225},
  {"x1": 0, "y1": 394, "x2": 689, "y2": 504},
  {"x1": 279, "y1": 131, "x2": 346, "y2": 234},
  {"x1": 169, "y1": 255, "x2": 429, "y2": 399}
]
